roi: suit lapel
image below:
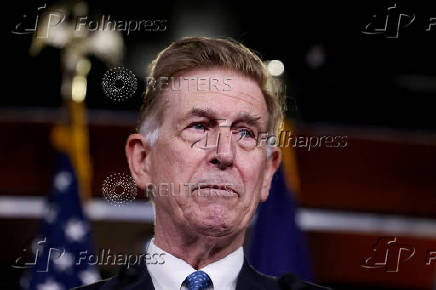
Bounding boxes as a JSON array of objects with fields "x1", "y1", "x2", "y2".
[
  {"x1": 109, "y1": 262, "x2": 155, "y2": 290},
  {"x1": 131, "y1": 264, "x2": 155, "y2": 290},
  {"x1": 236, "y1": 258, "x2": 275, "y2": 290}
]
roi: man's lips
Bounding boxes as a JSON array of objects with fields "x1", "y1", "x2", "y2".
[{"x1": 193, "y1": 184, "x2": 239, "y2": 197}]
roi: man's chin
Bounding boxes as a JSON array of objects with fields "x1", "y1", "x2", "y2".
[
  {"x1": 196, "y1": 225, "x2": 235, "y2": 238},
  {"x1": 192, "y1": 211, "x2": 238, "y2": 237}
]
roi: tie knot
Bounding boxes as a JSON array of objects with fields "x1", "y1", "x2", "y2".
[{"x1": 184, "y1": 270, "x2": 213, "y2": 290}]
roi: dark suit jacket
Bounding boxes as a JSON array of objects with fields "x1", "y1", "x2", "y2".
[{"x1": 73, "y1": 258, "x2": 330, "y2": 290}]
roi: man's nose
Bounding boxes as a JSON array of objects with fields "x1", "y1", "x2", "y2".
[{"x1": 209, "y1": 129, "x2": 234, "y2": 170}]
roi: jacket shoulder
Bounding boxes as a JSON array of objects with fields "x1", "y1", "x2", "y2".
[
  {"x1": 278, "y1": 273, "x2": 332, "y2": 290},
  {"x1": 72, "y1": 278, "x2": 111, "y2": 290},
  {"x1": 237, "y1": 261, "x2": 282, "y2": 289},
  {"x1": 71, "y1": 262, "x2": 154, "y2": 290}
]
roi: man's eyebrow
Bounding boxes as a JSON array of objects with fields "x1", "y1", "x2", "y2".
[
  {"x1": 233, "y1": 112, "x2": 262, "y2": 128},
  {"x1": 190, "y1": 107, "x2": 217, "y2": 119},
  {"x1": 178, "y1": 107, "x2": 217, "y2": 123},
  {"x1": 181, "y1": 107, "x2": 264, "y2": 128}
]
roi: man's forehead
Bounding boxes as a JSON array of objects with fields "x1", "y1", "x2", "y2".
[
  {"x1": 155, "y1": 68, "x2": 268, "y2": 129},
  {"x1": 161, "y1": 68, "x2": 267, "y2": 115},
  {"x1": 168, "y1": 91, "x2": 268, "y2": 128},
  {"x1": 170, "y1": 68, "x2": 263, "y2": 99}
]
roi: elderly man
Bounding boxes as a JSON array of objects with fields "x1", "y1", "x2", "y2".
[{"x1": 77, "y1": 37, "x2": 328, "y2": 290}]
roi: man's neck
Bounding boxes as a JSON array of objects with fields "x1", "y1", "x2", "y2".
[{"x1": 153, "y1": 217, "x2": 245, "y2": 269}]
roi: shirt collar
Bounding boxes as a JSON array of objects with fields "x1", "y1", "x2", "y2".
[
  {"x1": 202, "y1": 245, "x2": 244, "y2": 290},
  {"x1": 146, "y1": 238, "x2": 244, "y2": 290}
]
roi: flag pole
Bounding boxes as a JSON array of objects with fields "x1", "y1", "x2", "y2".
[{"x1": 30, "y1": 2, "x2": 124, "y2": 203}]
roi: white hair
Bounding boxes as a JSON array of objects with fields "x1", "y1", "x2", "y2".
[
  {"x1": 266, "y1": 144, "x2": 273, "y2": 158},
  {"x1": 138, "y1": 114, "x2": 160, "y2": 148}
]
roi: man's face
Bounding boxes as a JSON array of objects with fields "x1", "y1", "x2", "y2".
[{"x1": 140, "y1": 68, "x2": 279, "y2": 238}]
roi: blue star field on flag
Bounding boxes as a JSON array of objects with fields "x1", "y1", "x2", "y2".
[{"x1": 22, "y1": 152, "x2": 100, "y2": 290}]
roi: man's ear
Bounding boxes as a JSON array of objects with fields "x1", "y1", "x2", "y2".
[
  {"x1": 260, "y1": 147, "x2": 281, "y2": 202},
  {"x1": 125, "y1": 133, "x2": 152, "y2": 190}
]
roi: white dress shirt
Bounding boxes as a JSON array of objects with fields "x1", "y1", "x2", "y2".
[{"x1": 146, "y1": 238, "x2": 244, "y2": 290}]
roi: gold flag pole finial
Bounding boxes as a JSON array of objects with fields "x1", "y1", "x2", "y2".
[{"x1": 35, "y1": 1, "x2": 124, "y2": 203}]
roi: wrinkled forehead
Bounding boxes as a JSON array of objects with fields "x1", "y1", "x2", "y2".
[{"x1": 159, "y1": 68, "x2": 268, "y2": 126}]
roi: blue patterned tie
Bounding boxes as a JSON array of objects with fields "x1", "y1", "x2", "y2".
[{"x1": 184, "y1": 270, "x2": 213, "y2": 290}]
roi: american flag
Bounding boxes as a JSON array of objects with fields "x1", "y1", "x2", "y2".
[{"x1": 22, "y1": 152, "x2": 100, "y2": 290}]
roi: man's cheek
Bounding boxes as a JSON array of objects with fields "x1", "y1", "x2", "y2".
[{"x1": 180, "y1": 130, "x2": 202, "y2": 144}]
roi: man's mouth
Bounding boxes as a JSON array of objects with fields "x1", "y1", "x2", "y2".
[{"x1": 194, "y1": 184, "x2": 239, "y2": 197}]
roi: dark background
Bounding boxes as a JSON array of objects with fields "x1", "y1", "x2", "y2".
[{"x1": 5, "y1": 0, "x2": 436, "y2": 129}]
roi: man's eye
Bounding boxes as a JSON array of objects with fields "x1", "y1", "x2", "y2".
[
  {"x1": 235, "y1": 128, "x2": 255, "y2": 139},
  {"x1": 189, "y1": 122, "x2": 207, "y2": 131}
]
